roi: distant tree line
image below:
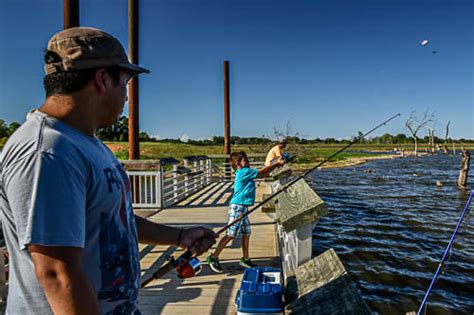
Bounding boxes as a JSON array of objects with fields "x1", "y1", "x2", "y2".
[
  {"x1": 0, "y1": 119, "x2": 21, "y2": 142},
  {"x1": 1, "y1": 117, "x2": 473, "y2": 145},
  {"x1": 126, "y1": 132, "x2": 474, "y2": 146}
]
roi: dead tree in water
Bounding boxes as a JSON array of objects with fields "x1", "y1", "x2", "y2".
[
  {"x1": 428, "y1": 128, "x2": 435, "y2": 153},
  {"x1": 405, "y1": 110, "x2": 435, "y2": 156},
  {"x1": 444, "y1": 121, "x2": 451, "y2": 154},
  {"x1": 458, "y1": 147, "x2": 470, "y2": 188}
]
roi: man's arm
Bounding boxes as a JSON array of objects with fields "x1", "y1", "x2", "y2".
[
  {"x1": 135, "y1": 216, "x2": 217, "y2": 255},
  {"x1": 257, "y1": 157, "x2": 285, "y2": 178},
  {"x1": 28, "y1": 245, "x2": 100, "y2": 315}
]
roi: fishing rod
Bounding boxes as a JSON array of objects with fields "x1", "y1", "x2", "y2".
[
  {"x1": 214, "y1": 113, "x2": 401, "y2": 235},
  {"x1": 141, "y1": 113, "x2": 400, "y2": 287},
  {"x1": 417, "y1": 190, "x2": 473, "y2": 315}
]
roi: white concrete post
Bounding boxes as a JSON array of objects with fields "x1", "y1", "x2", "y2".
[
  {"x1": 184, "y1": 159, "x2": 189, "y2": 197},
  {"x1": 173, "y1": 164, "x2": 178, "y2": 203},
  {"x1": 193, "y1": 161, "x2": 198, "y2": 190},
  {"x1": 200, "y1": 160, "x2": 204, "y2": 187}
]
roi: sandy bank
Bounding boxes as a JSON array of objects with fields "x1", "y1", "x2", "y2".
[{"x1": 290, "y1": 154, "x2": 400, "y2": 173}]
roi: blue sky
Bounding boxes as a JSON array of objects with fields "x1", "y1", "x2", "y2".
[{"x1": 0, "y1": 0, "x2": 472, "y2": 140}]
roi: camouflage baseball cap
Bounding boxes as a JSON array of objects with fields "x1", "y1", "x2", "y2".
[{"x1": 44, "y1": 27, "x2": 149, "y2": 75}]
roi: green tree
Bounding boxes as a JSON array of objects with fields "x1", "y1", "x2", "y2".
[
  {"x1": 97, "y1": 116, "x2": 129, "y2": 141},
  {"x1": 0, "y1": 119, "x2": 8, "y2": 138},
  {"x1": 379, "y1": 133, "x2": 394, "y2": 144},
  {"x1": 7, "y1": 122, "x2": 20, "y2": 136}
]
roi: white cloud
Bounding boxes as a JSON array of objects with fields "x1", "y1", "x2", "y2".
[
  {"x1": 150, "y1": 134, "x2": 161, "y2": 140},
  {"x1": 180, "y1": 133, "x2": 189, "y2": 143}
]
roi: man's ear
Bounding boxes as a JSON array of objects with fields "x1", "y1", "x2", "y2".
[{"x1": 94, "y1": 68, "x2": 107, "y2": 93}]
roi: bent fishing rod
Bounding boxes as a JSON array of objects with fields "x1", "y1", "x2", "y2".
[
  {"x1": 141, "y1": 113, "x2": 400, "y2": 287},
  {"x1": 417, "y1": 190, "x2": 473, "y2": 315}
]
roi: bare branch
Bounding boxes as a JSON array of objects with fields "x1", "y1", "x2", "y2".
[
  {"x1": 405, "y1": 110, "x2": 435, "y2": 137},
  {"x1": 405, "y1": 110, "x2": 435, "y2": 156}
]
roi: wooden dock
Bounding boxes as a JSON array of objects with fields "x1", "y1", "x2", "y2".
[
  {"x1": 138, "y1": 181, "x2": 279, "y2": 314},
  {"x1": 0, "y1": 159, "x2": 371, "y2": 313}
]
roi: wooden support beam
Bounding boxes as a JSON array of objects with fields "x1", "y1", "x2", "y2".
[
  {"x1": 275, "y1": 179, "x2": 327, "y2": 232},
  {"x1": 285, "y1": 249, "x2": 372, "y2": 314},
  {"x1": 128, "y1": 0, "x2": 140, "y2": 159},
  {"x1": 223, "y1": 61, "x2": 231, "y2": 155},
  {"x1": 63, "y1": 0, "x2": 79, "y2": 29}
]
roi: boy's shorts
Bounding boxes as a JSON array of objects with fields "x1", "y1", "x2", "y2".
[{"x1": 226, "y1": 204, "x2": 251, "y2": 237}]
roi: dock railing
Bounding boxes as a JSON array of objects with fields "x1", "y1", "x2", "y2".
[
  {"x1": 208, "y1": 154, "x2": 266, "y2": 182},
  {"x1": 123, "y1": 154, "x2": 266, "y2": 209},
  {"x1": 122, "y1": 157, "x2": 212, "y2": 209}
]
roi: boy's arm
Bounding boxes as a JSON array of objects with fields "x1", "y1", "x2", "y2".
[{"x1": 257, "y1": 157, "x2": 285, "y2": 178}]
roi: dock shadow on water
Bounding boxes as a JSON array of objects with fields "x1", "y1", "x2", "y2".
[{"x1": 308, "y1": 154, "x2": 474, "y2": 315}]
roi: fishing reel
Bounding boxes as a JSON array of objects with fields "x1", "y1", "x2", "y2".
[{"x1": 166, "y1": 254, "x2": 202, "y2": 279}]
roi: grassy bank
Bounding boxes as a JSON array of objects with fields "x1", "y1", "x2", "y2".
[
  {"x1": 106, "y1": 141, "x2": 392, "y2": 161},
  {"x1": 2, "y1": 140, "x2": 471, "y2": 168},
  {"x1": 104, "y1": 141, "x2": 473, "y2": 165}
]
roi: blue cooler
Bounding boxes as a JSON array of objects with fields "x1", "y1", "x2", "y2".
[{"x1": 235, "y1": 267, "x2": 284, "y2": 315}]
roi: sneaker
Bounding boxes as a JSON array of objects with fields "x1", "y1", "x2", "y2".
[
  {"x1": 206, "y1": 255, "x2": 224, "y2": 273},
  {"x1": 239, "y1": 257, "x2": 258, "y2": 268}
]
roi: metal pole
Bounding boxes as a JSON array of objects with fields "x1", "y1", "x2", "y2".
[
  {"x1": 128, "y1": 0, "x2": 140, "y2": 160},
  {"x1": 224, "y1": 61, "x2": 231, "y2": 155},
  {"x1": 63, "y1": 0, "x2": 79, "y2": 29}
]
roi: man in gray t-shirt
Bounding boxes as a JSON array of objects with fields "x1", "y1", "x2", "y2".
[{"x1": 0, "y1": 27, "x2": 217, "y2": 314}]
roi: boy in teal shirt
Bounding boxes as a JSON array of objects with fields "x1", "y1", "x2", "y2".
[{"x1": 207, "y1": 151, "x2": 284, "y2": 273}]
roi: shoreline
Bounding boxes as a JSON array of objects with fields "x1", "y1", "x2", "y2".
[{"x1": 291, "y1": 154, "x2": 401, "y2": 174}]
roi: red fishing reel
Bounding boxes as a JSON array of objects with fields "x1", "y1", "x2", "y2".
[{"x1": 166, "y1": 254, "x2": 202, "y2": 279}]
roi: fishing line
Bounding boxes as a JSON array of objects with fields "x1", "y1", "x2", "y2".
[{"x1": 417, "y1": 190, "x2": 474, "y2": 315}]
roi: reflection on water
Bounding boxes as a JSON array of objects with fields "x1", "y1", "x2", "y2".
[{"x1": 308, "y1": 154, "x2": 473, "y2": 314}]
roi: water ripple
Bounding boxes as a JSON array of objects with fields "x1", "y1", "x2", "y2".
[{"x1": 309, "y1": 154, "x2": 474, "y2": 314}]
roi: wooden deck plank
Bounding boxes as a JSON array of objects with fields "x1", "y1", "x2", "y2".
[{"x1": 138, "y1": 182, "x2": 278, "y2": 315}]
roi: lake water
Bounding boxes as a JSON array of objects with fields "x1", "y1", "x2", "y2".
[{"x1": 308, "y1": 154, "x2": 473, "y2": 314}]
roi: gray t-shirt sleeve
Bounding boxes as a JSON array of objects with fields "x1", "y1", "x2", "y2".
[{"x1": 5, "y1": 151, "x2": 87, "y2": 250}]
